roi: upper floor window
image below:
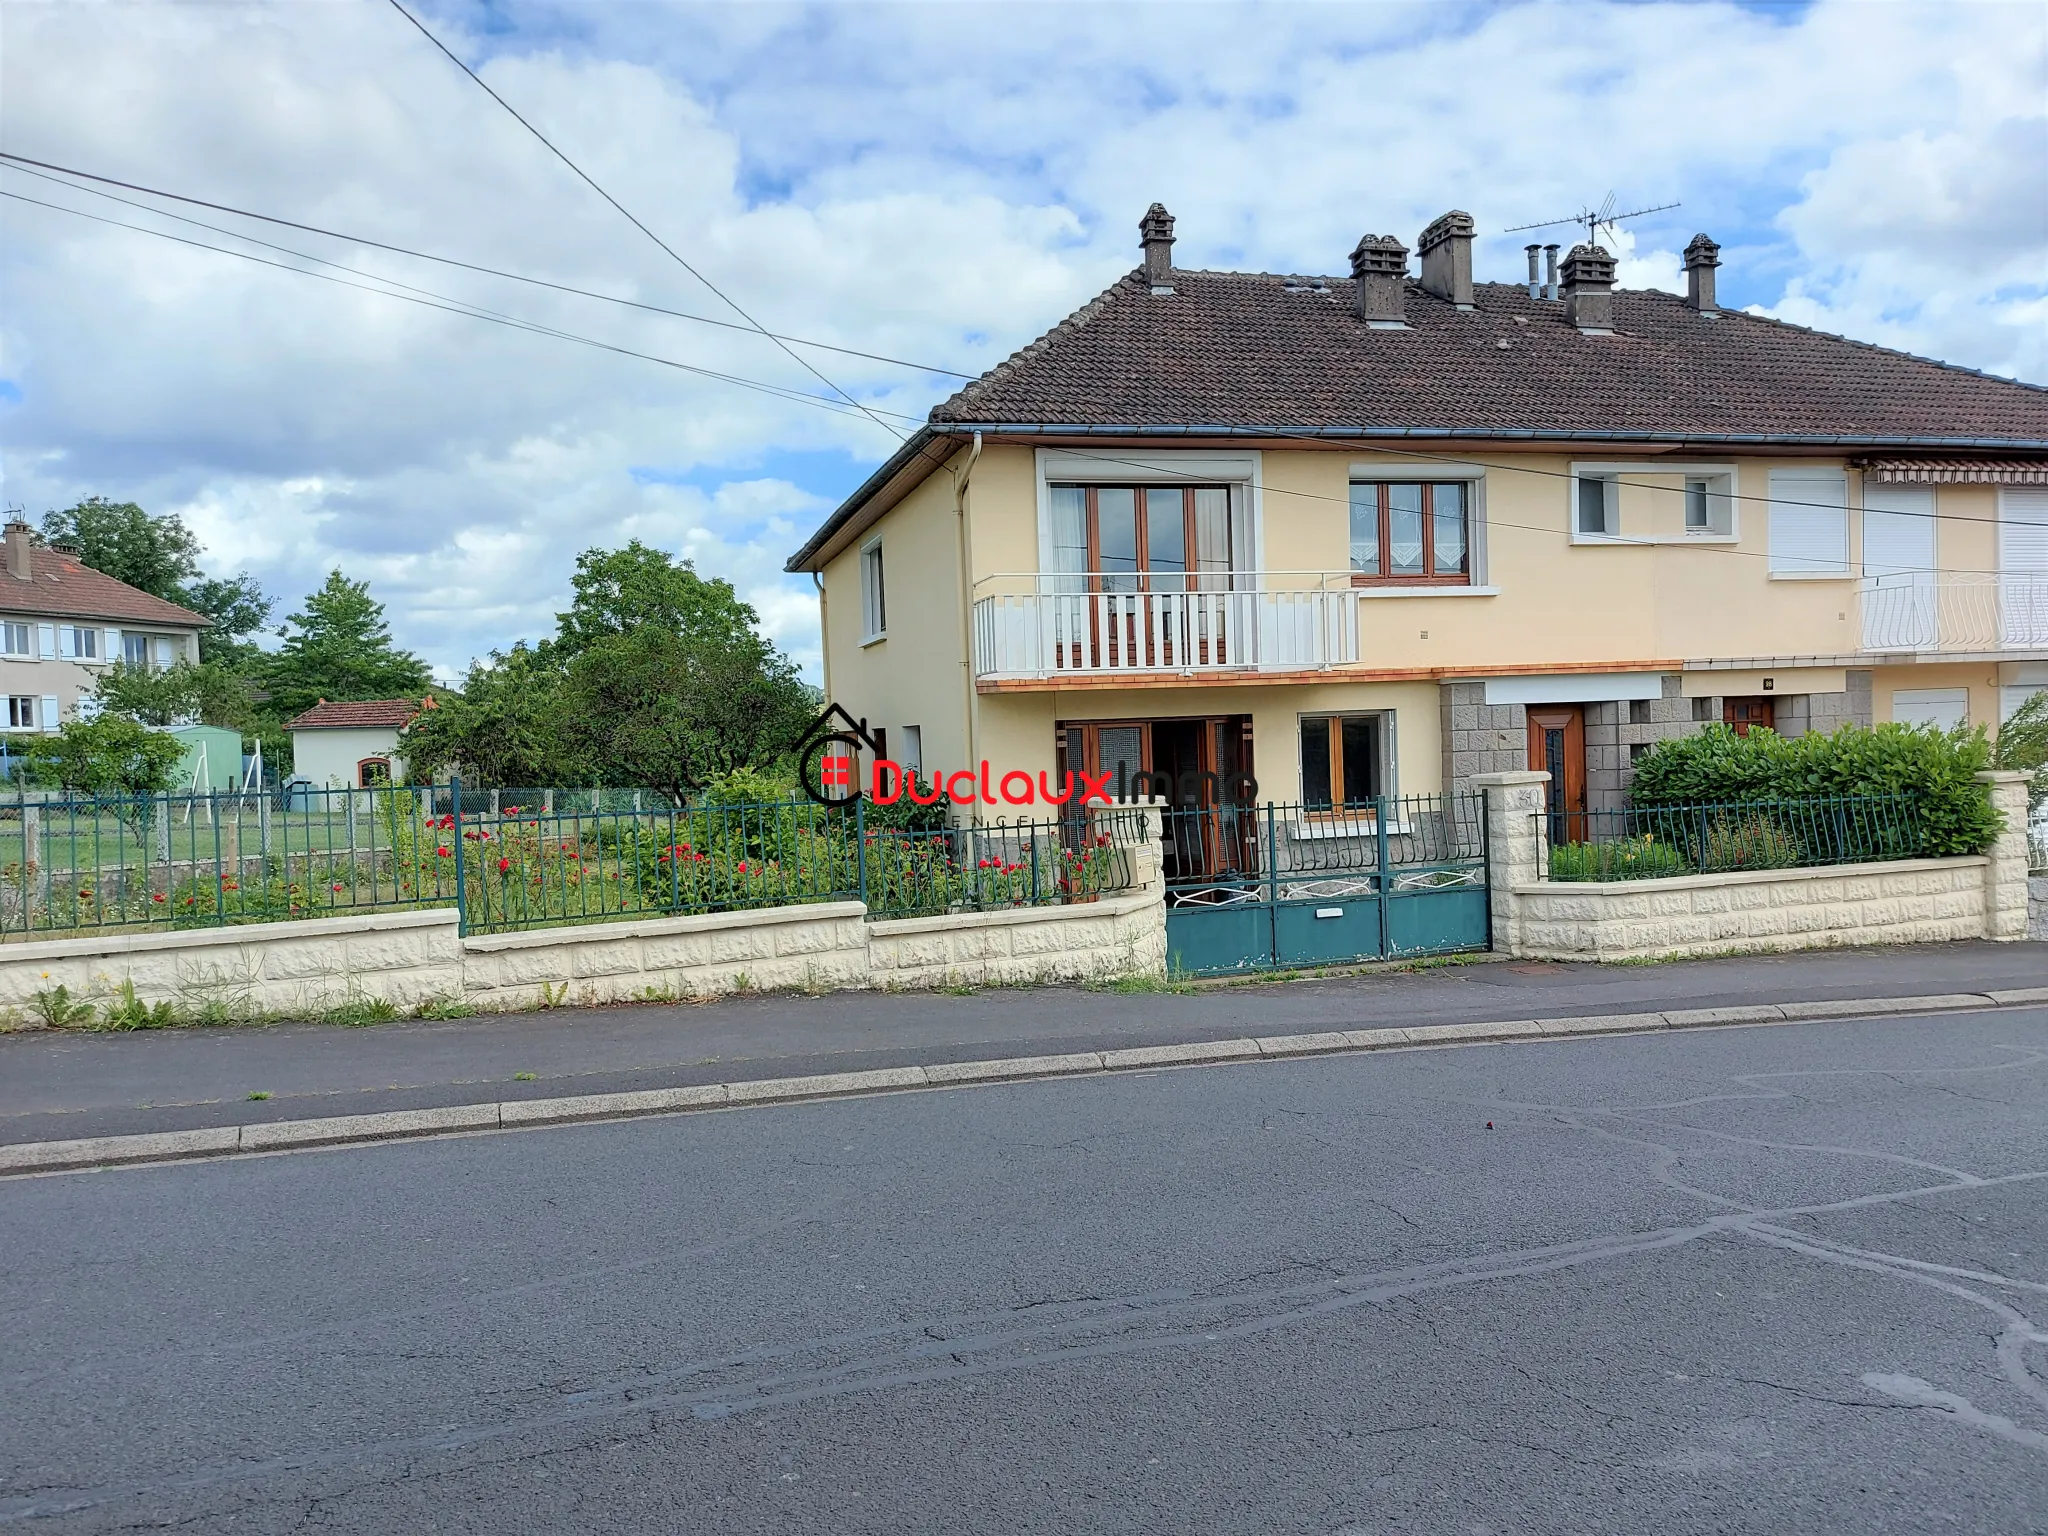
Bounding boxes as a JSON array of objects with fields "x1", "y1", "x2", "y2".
[
  {"x1": 1048, "y1": 484, "x2": 1237, "y2": 593},
  {"x1": 123, "y1": 633, "x2": 151, "y2": 668},
  {"x1": 1768, "y1": 469, "x2": 1850, "y2": 575},
  {"x1": 0, "y1": 623, "x2": 29, "y2": 657},
  {"x1": 1573, "y1": 464, "x2": 1736, "y2": 541},
  {"x1": 860, "y1": 536, "x2": 887, "y2": 641},
  {"x1": 59, "y1": 626, "x2": 98, "y2": 660},
  {"x1": 1350, "y1": 482, "x2": 1468, "y2": 584}
]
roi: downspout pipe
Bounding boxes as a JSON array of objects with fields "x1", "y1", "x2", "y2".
[
  {"x1": 953, "y1": 430, "x2": 984, "y2": 824},
  {"x1": 811, "y1": 570, "x2": 830, "y2": 708}
]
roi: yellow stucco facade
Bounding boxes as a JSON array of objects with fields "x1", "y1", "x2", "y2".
[{"x1": 813, "y1": 437, "x2": 2044, "y2": 807}]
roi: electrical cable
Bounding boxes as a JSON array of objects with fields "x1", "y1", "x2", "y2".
[
  {"x1": 0, "y1": 152, "x2": 974, "y2": 379},
  {"x1": 0, "y1": 188, "x2": 915, "y2": 425},
  {"x1": 379, "y1": 0, "x2": 908, "y2": 443}
]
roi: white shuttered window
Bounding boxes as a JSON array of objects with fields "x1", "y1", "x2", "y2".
[{"x1": 1768, "y1": 469, "x2": 1849, "y2": 575}]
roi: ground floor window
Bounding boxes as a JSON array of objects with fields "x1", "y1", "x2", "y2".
[
  {"x1": 357, "y1": 757, "x2": 392, "y2": 788},
  {"x1": 1298, "y1": 713, "x2": 1388, "y2": 809},
  {"x1": 1057, "y1": 714, "x2": 1256, "y2": 886},
  {"x1": 6, "y1": 696, "x2": 34, "y2": 729}
]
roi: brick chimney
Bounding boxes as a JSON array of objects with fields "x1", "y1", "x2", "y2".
[
  {"x1": 1684, "y1": 233, "x2": 1721, "y2": 314},
  {"x1": 1560, "y1": 244, "x2": 1617, "y2": 333},
  {"x1": 4, "y1": 521, "x2": 31, "y2": 582},
  {"x1": 1350, "y1": 235, "x2": 1409, "y2": 327},
  {"x1": 1416, "y1": 211, "x2": 1475, "y2": 309},
  {"x1": 1140, "y1": 203, "x2": 1176, "y2": 291}
]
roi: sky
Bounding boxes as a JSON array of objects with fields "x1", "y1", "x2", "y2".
[{"x1": 1, "y1": 0, "x2": 2044, "y2": 684}]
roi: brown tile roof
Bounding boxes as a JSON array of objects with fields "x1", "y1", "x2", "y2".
[
  {"x1": 0, "y1": 550, "x2": 210, "y2": 628},
  {"x1": 787, "y1": 269, "x2": 2048, "y2": 571},
  {"x1": 932, "y1": 271, "x2": 2048, "y2": 441},
  {"x1": 285, "y1": 698, "x2": 428, "y2": 731}
]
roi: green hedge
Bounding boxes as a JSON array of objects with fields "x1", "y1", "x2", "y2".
[{"x1": 1628, "y1": 722, "x2": 2001, "y2": 856}]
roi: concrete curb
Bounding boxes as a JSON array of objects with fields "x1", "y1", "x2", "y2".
[{"x1": 1, "y1": 989, "x2": 2032, "y2": 1177}]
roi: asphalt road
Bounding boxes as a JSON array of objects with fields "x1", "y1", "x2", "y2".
[
  {"x1": 8, "y1": 939, "x2": 2048, "y2": 1146},
  {"x1": 5, "y1": 1008, "x2": 2047, "y2": 1534}
]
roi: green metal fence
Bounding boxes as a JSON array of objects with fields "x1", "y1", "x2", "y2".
[
  {"x1": 1542, "y1": 795, "x2": 1924, "y2": 882},
  {"x1": 0, "y1": 782, "x2": 1147, "y2": 939}
]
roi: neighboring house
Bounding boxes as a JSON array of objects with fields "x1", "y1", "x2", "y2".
[
  {"x1": 788, "y1": 205, "x2": 2048, "y2": 835},
  {"x1": 283, "y1": 698, "x2": 430, "y2": 787},
  {"x1": 0, "y1": 519, "x2": 208, "y2": 742}
]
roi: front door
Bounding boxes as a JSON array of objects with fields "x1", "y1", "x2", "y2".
[
  {"x1": 1723, "y1": 697, "x2": 1774, "y2": 736},
  {"x1": 1526, "y1": 706, "x2": 1586, "y2": 847}
]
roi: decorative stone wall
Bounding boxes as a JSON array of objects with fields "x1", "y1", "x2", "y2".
[
  {"x1": 0, "y1": 910, "x2": 464, "y2": 1021},
  {"x1": 1476, "y1": 770, "x2": 2032, "y2": 961},
  {"x1": 1438, "y1": 681, "x2": 1527, "y2": 797},
  {"x1": 0, "y1": 824, "x2": 1169, "y2": 1020}
]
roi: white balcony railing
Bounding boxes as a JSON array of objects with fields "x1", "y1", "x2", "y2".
[
  {"x1": 972, "y1": 574, "x2": 1359, "y2": 680},
  {"x1": 1861, "y1": 573, "x2": 2048, "y2": 653}
]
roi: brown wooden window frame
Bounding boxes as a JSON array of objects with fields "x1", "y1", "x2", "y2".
[
  {"x1": 1349, "y1": 480, "x2": 1471, "y2": 586},
  {"x1": 1298, "y1": 712, "x2": 1390, "y2": 812},
  {"x1": 1061, "y1": 484, "x2": 1236, "y2": 593}
]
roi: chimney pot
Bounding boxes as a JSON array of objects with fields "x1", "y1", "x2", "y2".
[
  {"x1": 1524, "y1": 244, "x2": 1541, "y2": 300},
  {"x1": 1543, "y1": 244, "x2": 1560, "y2": 301},
  {"x1": 4, "y1": 521, "x2": 31, "y2": 582},
  {"x1": 1416, "y1": 210, "x2": 1476, "y2": 309},
  {"x1": 1560, "y1": 244, "x2": 1618, "y2": 333},
  {"x1": 1349, "y1": 235, "x2": 1410, "y2": 327},
  {"x1": 1683, "y1": 233, "x2": 1721, "y2": 314},
  {"x1": 1139, "y1": 203, "x2": 1176, "y2": 290}
]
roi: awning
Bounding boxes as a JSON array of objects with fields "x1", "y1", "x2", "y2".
[{"x1": 1857, "y1": 458, "x2": 2048, "y2": 485}]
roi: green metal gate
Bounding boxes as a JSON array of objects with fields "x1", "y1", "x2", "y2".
[{"x1": 1162, "y1": 794, "x2": 1489, "y2": 976}]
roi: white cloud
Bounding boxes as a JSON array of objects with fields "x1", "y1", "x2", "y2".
[{"x1": 1, "y1": 0, "x2": 2041, "y2": 684}]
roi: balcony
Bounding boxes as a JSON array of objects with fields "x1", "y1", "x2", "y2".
[
  {"x1": 1859, "y1": 573, "x2": 2048, "y2": 654},
  {"x1": 972, "y1": 573, "x2": 1359, "y2": 682}
]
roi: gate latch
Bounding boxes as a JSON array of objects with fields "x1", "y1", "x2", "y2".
[{"x1": 1315, "y1": 907, "x2": 1343, "y2": 919}]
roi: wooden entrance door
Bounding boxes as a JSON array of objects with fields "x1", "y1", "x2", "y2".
[
  {"x1": 1723, "y1": 697, "x2": 1774, "y2": 736},
  {"x1": 1526, "y1": 705, "x2": 1586, "y2": 846}
]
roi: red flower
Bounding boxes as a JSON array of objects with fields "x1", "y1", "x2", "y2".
[
  {"x1": 151, "y1": 892, "x2": 165, "y2": 904},
  {"x1": 436, "y1": 846, "x2": 451, "y2": 858},
  {"x1": 497, "y1": 857, "x2": 511, "y2": 873},
  {"x1": 503, "y1": 806, "x2": 520, "y2": 815},
  {"x1": 222, "y1": 881, "x2": 239, "y2": 891},
  {"x1": 332, "y1": 882, "x2": 345, "y2": 892},
  {"x1": 736, "y1": 860, "x2": 749, "y2": 873}
]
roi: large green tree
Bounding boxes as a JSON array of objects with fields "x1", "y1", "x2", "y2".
[
  {"x1": 555, "y1": 625, "x2": 816, "y2": 804},
  {"x1": 42, "y1": 498, "x2": 273, "y2": 660},
  {"x1": 90, "y1": 661, "x2": 257, "y2": 730},
  {"x1": 398, "y1": 644, "x2": 578, "y2": 788},
  {"x1": 553, "y1": 540, "x2": 765, "y2": 656},
  {"x1": 265, "y1": 570, "x2": 433, "y2": 720}
]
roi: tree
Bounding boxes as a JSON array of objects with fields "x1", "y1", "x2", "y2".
[
  {"x1": 90, "y1": 661, "x2": 256, "y2": 730},
  {"x1": 554, "y1": 541, "x2": 765, "y2": 656},
  {"x1": 398, "y1": 645, "x2": 578, "y2": 787},
  {"x1": 1994, "y1": 688, "x2": 2048, "y2": 815},
  {"x1": 265, "y1": 570, "x2": 433, "y2": 720},
  {"x1": 555, "y1": 627, "x2": 817, "y2": 804},
  {"x1": 41, "y1": 498, "x2": 201, "y2": 603},
  {"x1": 22, "y1": 716, "x2": 185, "y2": 798},
  {"x1": 42, "y1": 498, "x2": 274, "y2": 662}
]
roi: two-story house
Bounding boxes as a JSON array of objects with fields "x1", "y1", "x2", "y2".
[
  {"x1": 788, "y1": 206, "x2": 2048, "y2": 843},
  {"x1": 0, "y1": 519, "x2": 208, "y2": 744}
]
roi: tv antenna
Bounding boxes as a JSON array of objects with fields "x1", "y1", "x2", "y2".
[{"x1": 1505, "y1": 192, "x2": 1680, "y2": 249}]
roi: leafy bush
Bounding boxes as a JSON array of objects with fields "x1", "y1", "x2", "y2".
[
  {"x1": 1628, "y1": 722, "x2": 2000, "y2": 856},
  {"x1": 1699, "y1": 814, "x2": 1803, "y2": 872},
  {"x1": 1548, "y1": 836, "x2": 1692, "y2": 882}
]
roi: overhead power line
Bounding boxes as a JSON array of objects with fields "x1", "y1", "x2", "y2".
[
  {"x1": 0, "y1": 153, "x2": 973, "y2": 379},
  {"x1": 0, "y1": 188, "x2": 923, "y2": 426},
  {"x1": 379, "y1": 0, "x2": 908, "y2": 443}
]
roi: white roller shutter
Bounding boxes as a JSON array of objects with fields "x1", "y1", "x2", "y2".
[
  {"x1": 2001, "y1": 490, "x2": 2048, "y2": 645},
  {"x1": 1769, "y1": 470, "x2": 1849, "y2": 575}
]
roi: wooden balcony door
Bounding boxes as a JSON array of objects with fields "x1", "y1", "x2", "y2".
[
  {"x1": 1048, "y1": 484, "x2": 1237, "y2": 671},
  {"x1": 1526, "y1": 705, "x2": 1586, "y2": 847}
]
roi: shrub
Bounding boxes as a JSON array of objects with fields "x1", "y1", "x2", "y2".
[
  {"x1": 1628, "y1": 722, "x2": 2001, "y2": 857},
  {"x1": 1699, "y1": 814, "x2": 1802, "y2": 872},
  {"x1": 1548, "y1": 836, "x2": 1692, "y2": 882}
]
